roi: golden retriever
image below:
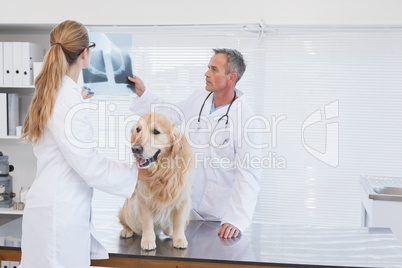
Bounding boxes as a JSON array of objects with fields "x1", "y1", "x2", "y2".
[{"x1": 119, "y1": 113, "x2": 194, "y2": 250}]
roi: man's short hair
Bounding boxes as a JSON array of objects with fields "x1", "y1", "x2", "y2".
[{"x1": 213, "y1": 48, "x2": 246, "y2": 84}]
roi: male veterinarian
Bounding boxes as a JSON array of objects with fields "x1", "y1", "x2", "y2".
[{"x1": 129, "y1": 48, "x2": 262, "y2": 239}]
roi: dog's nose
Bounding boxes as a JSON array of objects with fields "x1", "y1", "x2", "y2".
[{"x1": 131, "y1": 144, "x2": 143, "y2": 154}]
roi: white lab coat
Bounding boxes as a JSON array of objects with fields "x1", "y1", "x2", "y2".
[
  {"x1": 130, "y1": 88, "x2": 261, "y2": 232},
  {"x1": 20, "y1": 76, "x2": 138, "y2": 268}
]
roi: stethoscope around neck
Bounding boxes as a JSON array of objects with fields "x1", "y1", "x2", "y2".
[{"x1": 197, "y1": 91, "x2": 237, "y2": 130}]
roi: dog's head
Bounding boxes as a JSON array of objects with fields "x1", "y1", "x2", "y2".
[{"x1": 131, "y1": 113, "x2": 183, "y2": 170}]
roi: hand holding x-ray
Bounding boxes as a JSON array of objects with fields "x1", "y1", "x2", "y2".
[{"x1": 128, "y1": 76, "x2": 146, "y2": 97}]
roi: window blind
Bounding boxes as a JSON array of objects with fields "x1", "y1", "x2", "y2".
[{"x1": 88, "y1": 25, "x2": 402, "y2": 228}]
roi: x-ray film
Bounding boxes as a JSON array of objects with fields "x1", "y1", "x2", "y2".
[
  {"x1": 111, "y1": 48, "x2": 133, "y2": 84},
  {"x1": 82, "y1": 33, "x2": 134, "y2": 94},
  {"x1": 82, "y1": 50, "x2": 108, "y2": 83}
]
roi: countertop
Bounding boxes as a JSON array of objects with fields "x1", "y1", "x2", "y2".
[{"x1": 1, "y1": 215, "x2": 402, "y2": 267}]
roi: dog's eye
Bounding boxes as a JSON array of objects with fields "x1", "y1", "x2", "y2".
[
  {"x1": 136, "y1": 127, "x2": 141, "y2": 133},
  {"x1": 153, "y1": 129, "x2": 160, "y2": 135}
]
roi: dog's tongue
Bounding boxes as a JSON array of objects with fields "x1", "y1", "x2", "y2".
[{"x1": 136, "y1": 158, "x2": 147, "y2": 166}]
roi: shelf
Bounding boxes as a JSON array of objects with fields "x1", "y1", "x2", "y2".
[
  {"x1": 0, "y1": 86, "x2": 35, "y2": 94},
  {"x1": 0, "y1": 85, "x2": 34, "y2": 89},
  {"x1": 0, "y1": 23, "x2": 55, "y2": 34},
  {"x1": 0, "y1": 207, "x2": 23, "y2": 215},
  {"x1": 0, "y1": 136, "x2": 21, "y2": 140}
]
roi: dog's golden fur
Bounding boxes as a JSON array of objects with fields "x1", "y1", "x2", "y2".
[{"x1": 119, "y1": 113, "x2": 194, "y2": 250}]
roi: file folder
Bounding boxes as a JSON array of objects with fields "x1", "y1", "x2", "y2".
[
  {"x1": 0, "y1": 93, "x2": 7, "y2": 137},
  {"x1": 3, "y1": 42, "x2": 13, "y2": 86},
  {"x1": 7, "y1": 93, "x2": 19, "y2": 136},
  {"x1": 22, "y1": 43, "x2": 42, "y2": 86},
  {"x1": 33, "y1": 62, "x2": 43, "y2": 82},
  {"x1": 12, "y1": 42, "x2": 23, "y2": 86},
  {"x1": 0, "y1": 42, "x2": 3, "y2": 86}
]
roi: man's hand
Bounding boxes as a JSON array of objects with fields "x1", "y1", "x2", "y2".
[
  {"x1": 128, "y1": 76, "x2": 146, "y2": 97},
  {"x1": 218, "y1": 223, "x2": 240, "y2": 239},
  {"x1": 137, "y1": 168, "x2": 151, "y2": 181}
]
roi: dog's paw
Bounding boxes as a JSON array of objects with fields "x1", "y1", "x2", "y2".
[
  {"x1": 173, "y1": 237, "x2": 188, "y2": 249},
  {"x1": 163, "y1": 226, "x2": 173, "y2": 236},
  {"x1": 141, "y1": 239, "x2": 157, "y2": 251},
  {"x1": 120, "y1": 228, "x2": 134, "y2": 238}
]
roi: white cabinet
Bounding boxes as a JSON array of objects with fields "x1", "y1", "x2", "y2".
[
  {"x1": 361, "y1": 176, "x2": 402, "y2": 246},
  {"x1": 0, "y1": 24, "x2": 52, "y2": 214}
]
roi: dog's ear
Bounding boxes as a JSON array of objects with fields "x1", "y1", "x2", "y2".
[{"x1": 171, "y1": 125, "x2": 182, "y2": 159}]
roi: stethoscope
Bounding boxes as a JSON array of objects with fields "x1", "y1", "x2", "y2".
[
  {"x1": 197, "y1": 91, "x2": 237, "y2": 129},
  {"x1": 195, "y1": 91, "x2": 237, "y2": 146}
]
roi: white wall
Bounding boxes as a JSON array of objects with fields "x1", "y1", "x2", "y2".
[{"x1": 1, "y1": 0, "x2": 402, "y2": 26}]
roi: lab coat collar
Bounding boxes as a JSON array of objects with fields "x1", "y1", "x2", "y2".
[
  {"x1": 62, "y1": 75, "x2": 81, "y2": 94},
  {"x1": 202, "y1": 88, "x2": 245, "y2": 116},
  {"x1": 234, "y1": 88, "x2": 244, "y2": 98},
  {"x1": 231, "y1": 88, "x2": 245, "y2": 111}
]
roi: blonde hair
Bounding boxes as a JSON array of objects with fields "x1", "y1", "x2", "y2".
[{"x1": 22, "y1": 20, "x2": 89, "y2": 144}]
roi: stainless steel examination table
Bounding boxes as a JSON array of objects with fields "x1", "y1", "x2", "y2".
[{"x1": 1, "y1": 215, "x2": 402, "y2": 267}]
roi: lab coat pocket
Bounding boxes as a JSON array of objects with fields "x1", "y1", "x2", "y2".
[
  {"x1": 58, "y1": 180, "x2": 91, "y2": 203},
  {"x1": 209, "y1": 142, "x2": 235, "y2": 172},
  {"x1": 209, "y1": 126, "x2": 232, "y2": 149},
  {"x1": 56, "y1": 180, "x2": 92, "y2": 221},
  {"x1": 199, "y1": 181, "x2": 234, "y2": 220}
]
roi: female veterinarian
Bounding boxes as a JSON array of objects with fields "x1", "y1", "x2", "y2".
[{"x1": 19, "y1": 20, "x2": 143, "y2": 268}]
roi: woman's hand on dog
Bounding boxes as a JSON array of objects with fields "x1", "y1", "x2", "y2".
[
  {"x1": 218, "y1": 223, "x2": 240, "y2": 239},
  {"x1": 128, "y1": 76, "x2": 146, "y2": 97},
  {"x1": 137, "y1": 168, "x2": 152, "y2": 181}
]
